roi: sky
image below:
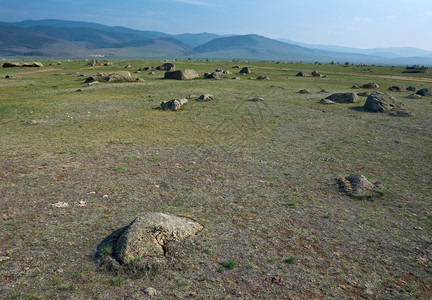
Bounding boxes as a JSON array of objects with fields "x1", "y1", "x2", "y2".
[{"x1": 1, "y1": 0, "x2": 432, "y2": 50}]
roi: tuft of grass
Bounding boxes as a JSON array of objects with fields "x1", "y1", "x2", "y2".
[
  {"x1": 110, "y1": 276, "x2": 127, "y2": 287},
  {"x1": 221, "y1": 260, "x2": 236, "y2": 269},
  {"x1": 285, "y1": 256, "x2": 297, "y2": 264},
  {"x1": 215, "y1": 175, "x2": 226, "y2": 180}
]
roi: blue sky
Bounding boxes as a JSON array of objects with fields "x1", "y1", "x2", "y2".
[{"x1": 1, "y1": 0, "x2": 432, "y2": 50}]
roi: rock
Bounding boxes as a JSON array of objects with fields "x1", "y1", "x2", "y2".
[
  {"x1": 319, "y1": 98, "x2": 335, "y2": 104},
  {"x1": 318, "y1": 89, "x2": 329, "y2": 93},
  {"x1": 246, "y1": 97, "x2": 264, "y2": 102},
  {"x1": 124, "y1": 64, "x2": 132, "y2": 68},
  {"x1": 388, "y1": 86, "x2": 406, "y2": 92},
  {"x1": 160, "y1": 98, "x2": 188, "y2": 111},
  {"x1": 204, "y1": 72, "x2": 223, "y2": 80},
  {"x1": 156, "y1": 63, "x2": 175, "y2": 71},
  {"x1": 299, "y1": 89, "x2": 309, "y2": 94},
  {"x1": 148, "y1": 71, "x2": 155, "y2": 75},
  {"x1": 364, "y1": 91, "x2": 406, "y2": 113},
  {"x1": 196, "y1": 94, "x2": 214, "y2": 101},
  {"x1": 232, "y1": 65, "x2": 240, "y2": 69},
  {"x1": 337, "y1": 174, "x2": 381, "y2": 198},
  {"x1": 3, "y1": 62, "x2": 43, "y2": 68},
  {"x1": 5, "y1": 75, "x2": 22, "y2": 79},
  {"x1": 85, "y1": 81, "x2": 100, "y2": 87},
  {"x1": 352, "y1": 85, "x2": 360, "y2": 89},
  {"x1": 164, "y1": 69, "x2": 199, "y2": 80},
  {"x1": 311, "y1": 70, "x2": 322, "y2": 77},
  {"x1": 358, "y1": 92, "x2": 369, "y2": 97},
  {"x1": 84, "y1": 72, "x2": 143, "y2": 83},
  {"x1": 406, "y1": 86, "x2": 416, "y2": 92},
  {"x1": 325, "y1": 92, "x2": 358, "y2": 103},
  {"x1": 223, "y1": 70, "x2": 232, "y2": 75},
  {"x1": 114, "y1": 213, "x2": 203, "y2": 264},
  {"x1": 362, "y1": 82, "x2": 380, "y2": 89},
  {"x1": 215, "y1": 68, "x2": 222, "y2": 72},
  {"x1": 87, "y1": 60, "x2": 101, "y2": 67},
  {"x1": 143, "y1": 287, "x2": 158, "y2": 296},
  {"x1": 416, "y1": 88, "x2": 432, "y2": 96},
  {"x1": 296, "y1": 71, "x2": 311, "y2": 77},
  {"x1": 239, "y1": 67, "x2": 251, "y2": 74},
  {"x1": 103, "y1": 62, "x2": 113, "y2": 66},
  {"x1": 406, "y1": 94, "x2": 421, "y2": 99},
  {"x1": 256, "y1": 75, "x2": 270, "y2": 80}
]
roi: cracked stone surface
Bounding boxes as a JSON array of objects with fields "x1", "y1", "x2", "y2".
[{"x1": 114, "y1": 213, "x2": 203, "y2": 264}]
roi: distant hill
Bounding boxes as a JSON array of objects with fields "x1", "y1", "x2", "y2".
[
  {"x1": 193, "y1": 34, "x2": 383, "y2": 63},
  {"x1": 278, "y1": 38, "x2": 432, "y2": 59},
  {"x1": 1, "y1": 19, "x2": 431, "y2": 65}
]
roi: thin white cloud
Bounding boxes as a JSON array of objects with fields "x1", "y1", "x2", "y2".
[
  {"x1": 354, "y1": 17, "x2": 373, "y2": 23},
  {"x1": 426, "y1": 12, "x2": 432, "y2": 17},
  {"x1": 384, "y1": 16, "x2": 396, "y2": 20}
]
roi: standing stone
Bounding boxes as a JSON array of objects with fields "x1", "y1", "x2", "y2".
[{"x1": 363, "y1": 91, "x2": 405, "y2": 112}]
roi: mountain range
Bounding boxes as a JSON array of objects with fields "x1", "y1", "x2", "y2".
[{"x1": 1, "y1": 19, "x2": 431, "y2": 66}]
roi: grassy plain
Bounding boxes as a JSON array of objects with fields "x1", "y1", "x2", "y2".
[{"x1": 0, "y1": 60, "x2": 431, "y2": 299}]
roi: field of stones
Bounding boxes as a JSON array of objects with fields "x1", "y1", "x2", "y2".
[{"x1": 0, "y1": 59, "x2": 431, "y2": 299}]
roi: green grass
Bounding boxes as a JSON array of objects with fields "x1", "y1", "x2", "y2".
[{"x1": 0, "y1": 59, "x2": 431, "y2": 299}]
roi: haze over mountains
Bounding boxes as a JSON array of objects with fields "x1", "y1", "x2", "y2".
[{"x1": 1, "y1": 19, "x2": 431, "y2": 66}]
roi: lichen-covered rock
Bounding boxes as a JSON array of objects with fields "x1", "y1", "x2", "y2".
[
  {"x1": 337, "y1": 174, "x2": 381, "y2": 198},
  {"x1": 388, "y1": 86, "x2": 406, "y2": 92},
  {"x1": 160, "y1": 98, "x2": 188, "y2": 111},
  {"x1": 325, "y1": 92, "x2": 358, "y2": 103},
  {"x1": 416, "y1": 88, "x2": 432, "y2": 96},
  {"x1": 196, "y1": 94, "x2": 214, "y2": 101},
  {"x1": 204, "y1": 72, "x2": 223, "y2": 80},
  {"x1": 164, "y1": 69, "x2": 198, "y2": 80},
  {"x1": 362, "y1": 82, "x2": 380, "y2": 89},
  {"x1": 256, "y1": 75, "x2": 270, "y2": 80},
  {"x1": 85, "y1": 71, "x2": 143, "y2": 83},
  {"x1": 364, "y1": 91, "x2": 405, "y2": 112},
  {"x1": 239, "y1": 67, "x2": 251, "y2": 74},
  {"x1": 156, "y1": 63, "x2": 175, "y2": 71},
  {"x1": 114, "y1": 213, "x2": 203, "y2": 264}
]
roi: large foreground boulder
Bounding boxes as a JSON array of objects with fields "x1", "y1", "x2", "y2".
[
  {"x1": 416, "y1": 88, "x2": 432, "y2": 96},
  {"x1": 324, "y1": 92, "x2": 358, "y2": 103},
  {"x1": 164, "y1": 69, "x2": 198, "y2": 80},
  {"x1": 156, "y1": 63, "x2": 175, "y2": 71},
  {"x1": 337, "y1": 174, "x2": 382, "y2": 198},
  {"x1": 160, "y1": 98, "x2": 188, "y2": 111},
  {"x1": 363, "y1": 91, "x2": 405, "y2": 112},
  {"x1": 112, "y1": 213, "x2": 203, "y2": 264},
  {"x1": 85, "y1": 71, "x2": 143, "y2": 83}
]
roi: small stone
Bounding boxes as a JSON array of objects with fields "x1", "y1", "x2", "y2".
[
  {"x1": 143, "y1": 287, "x2": 157, "y2": 296},
  {"x1": 196, "y1": 94, "x2": 214, "y2": 101},
  {"x1": 52, "y1": 202, "x2": 69, "y2": 208},
  {"x1": 319, "y1": 98, "x2": 335, "y2": 104},
  {"x1": 246, "y1": 97, "x2": 264, "y2": 102}
]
